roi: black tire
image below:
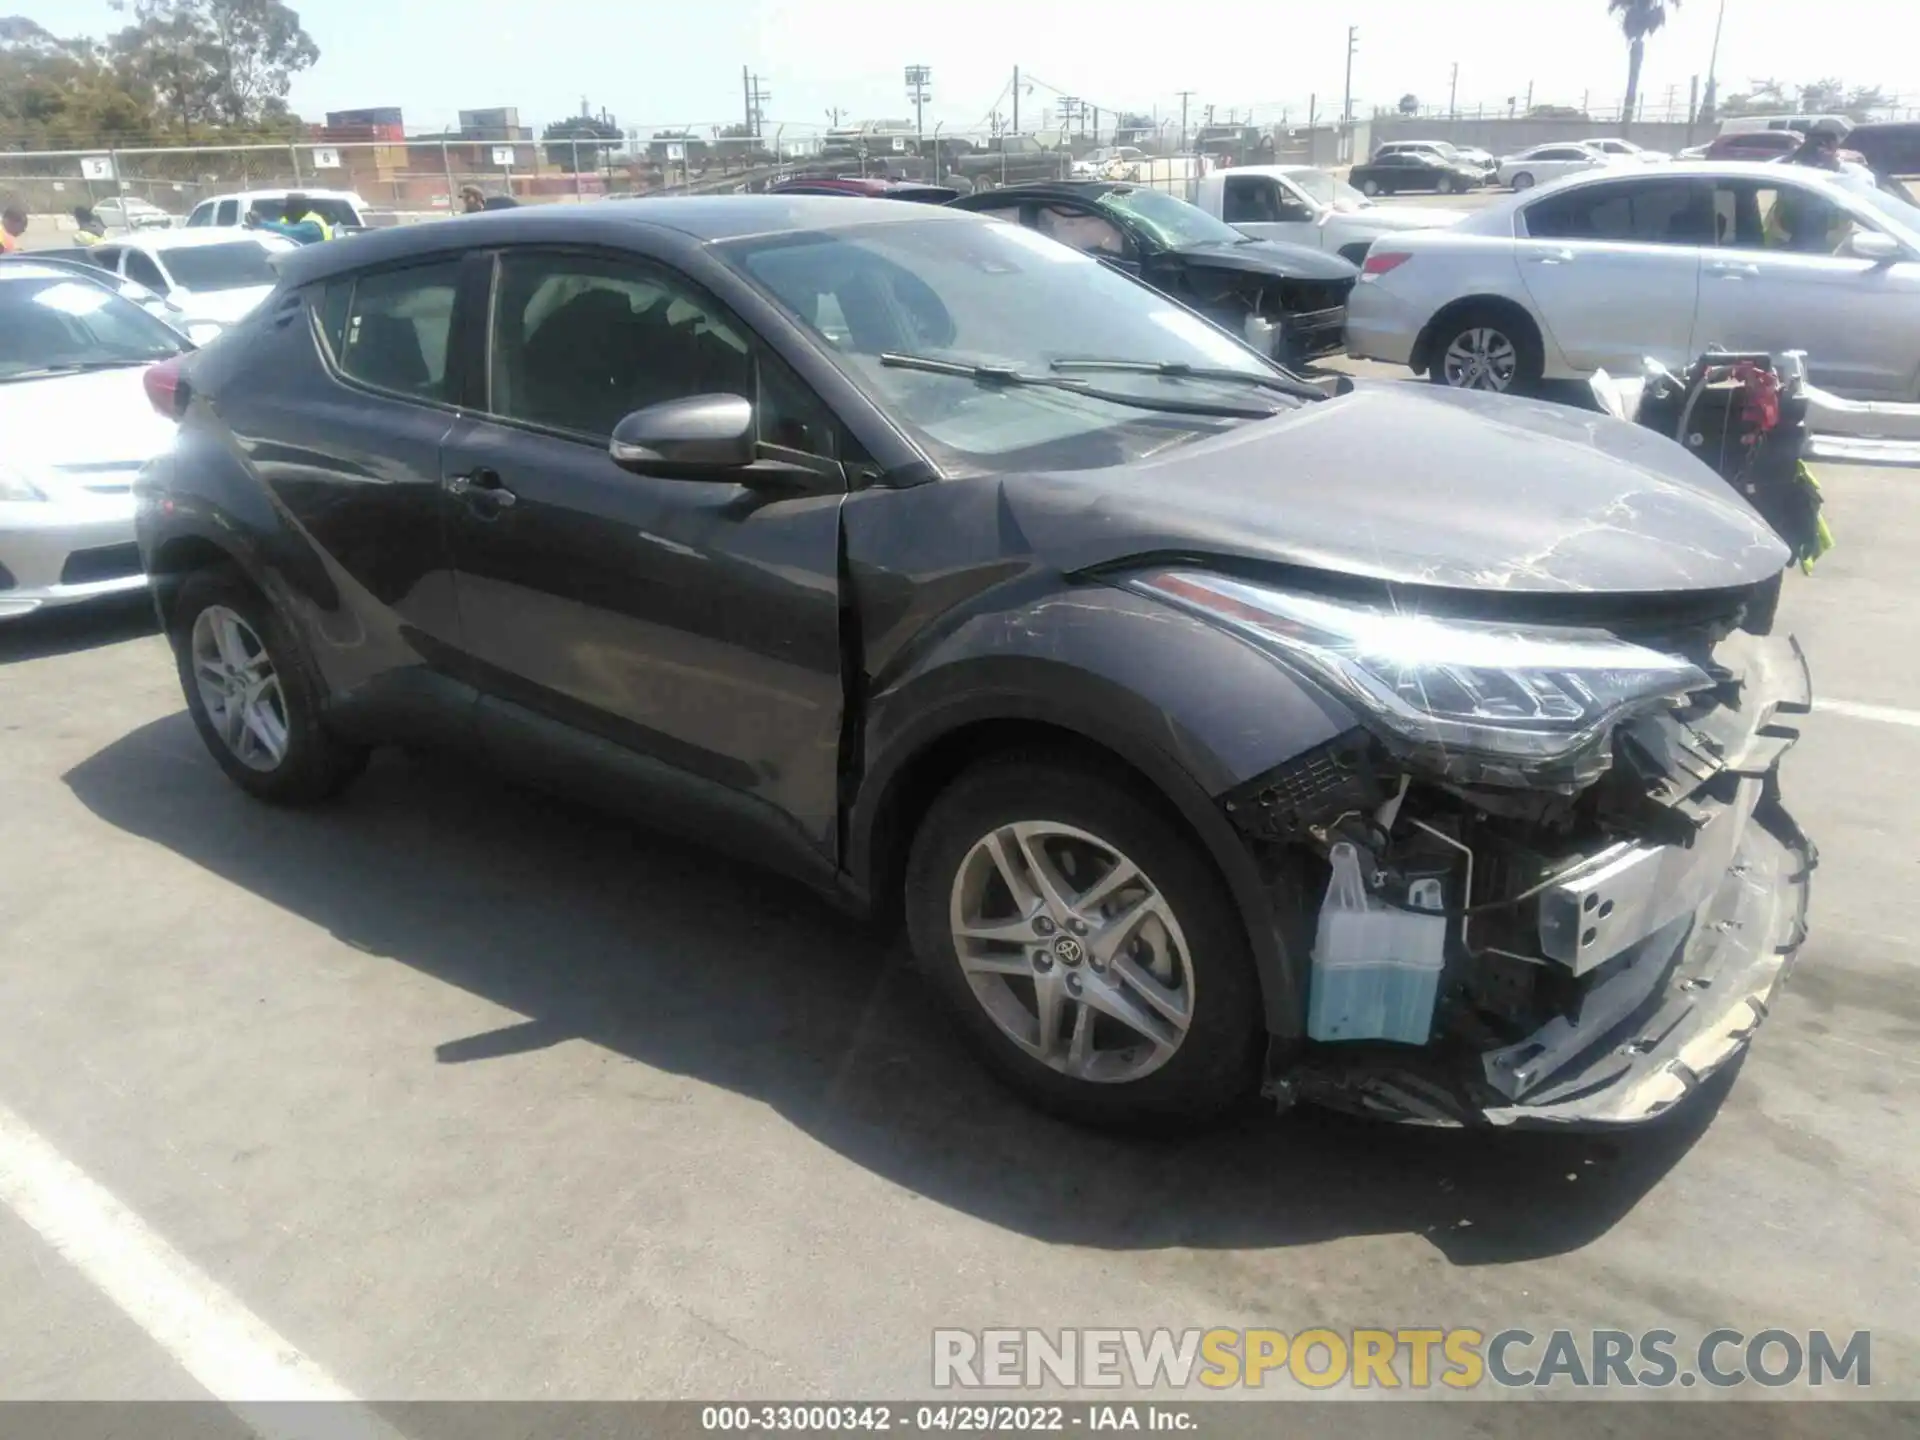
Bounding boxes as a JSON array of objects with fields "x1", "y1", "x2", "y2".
[
  {"x1": 1426, "y1": 303, "x2": 1546, "y2": 395},
  {"x1": 170, "y1": 567, "x2": 368, "y2": 805},
  {"x1": 1360, "y1": 178, "x2": 1381, "y2": 197},
  {"x1": 1510, "y1": 171, "x2": 1536, "y2": 191},
  {"x1": 905, "y1": 757, "x2": 1263, "y2": 1129},
  {"x1": 1437, "y1": 175, "x2": 1456, "y2": 194}
]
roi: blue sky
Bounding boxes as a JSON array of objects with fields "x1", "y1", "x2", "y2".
[{"x1": 28, "y1": 0, "x2": 1908, "y2": 136}]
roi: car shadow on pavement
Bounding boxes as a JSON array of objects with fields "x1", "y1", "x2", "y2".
[
  {"x1": 65, "y1": 713, "x2": 1730, "y2": 1268},
  {"x1": 0, "y1": 595, "x2": 158, "y2": 664}
]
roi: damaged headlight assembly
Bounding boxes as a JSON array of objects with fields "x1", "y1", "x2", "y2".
[{"x1": 1130, "y1": 570, "x2": 1712, "y2": 786}]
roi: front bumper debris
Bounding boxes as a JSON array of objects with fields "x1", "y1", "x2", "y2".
[{"x1": 1273, "y1": 631, "x2": 1815, "y2": 1130}]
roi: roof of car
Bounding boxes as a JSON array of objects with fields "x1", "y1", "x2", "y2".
[
  {"x1": 195, "y1": 188, "x2": 365, "y2": 203},
  {"x1": 107, "y1": 229, "x2": 297, "y2": 253},
  {"x1": 951, "y1": 180, "x2": 1129, "y2": 201},
  {"x1": 0, "y1": 261, "x2": 70, "y2": 282},
  {"x1": 273, "y1": 195, "x2": 983, "y2": 287}
]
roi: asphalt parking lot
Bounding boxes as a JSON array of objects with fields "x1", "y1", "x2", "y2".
[{"x1": 2, "y1": 404, "x2": 1917, "y2": 1429}]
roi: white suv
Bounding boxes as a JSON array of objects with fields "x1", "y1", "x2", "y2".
[{"x1": 184, "y1": 189, "x2": 370, "y2": 231}]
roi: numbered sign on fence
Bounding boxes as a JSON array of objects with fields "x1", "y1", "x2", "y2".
[
  {"x1": 311, "y1": 147, "x2": 341, "y2": 169},
  {"x1": 491, "y1": 146, "x2": 515, "y2": 167},
  {"x1": 80, "y1": 156, "x2": 115, "y2": 181},
  {"x1": 665, "y1": 143, "x2": 687, "y2": 162},
  {"x1": 892, "y1": 137, "x2": 906, "y2": 152}
]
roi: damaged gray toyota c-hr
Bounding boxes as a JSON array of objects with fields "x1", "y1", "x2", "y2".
[{"x1": 137, "y1": 198, "x2": 1812, "y2": 1132}]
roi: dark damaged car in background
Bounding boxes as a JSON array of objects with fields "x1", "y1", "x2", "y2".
[
  {"x1": 135, "y1": 197, "x2": 1813, "y2": 1130},
  {"x1": 947, "y1": 181, "x2": 1360, "y2": 368}
]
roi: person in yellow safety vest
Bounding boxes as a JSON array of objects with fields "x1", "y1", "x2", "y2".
[
  {"x1": 244, "y1": 193, "x2": 332, "y2": 245},
  {"x1": 72, "y1": 205, "x2": 106, "y2": 245}
]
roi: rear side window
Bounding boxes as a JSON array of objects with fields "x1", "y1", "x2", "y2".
[
  {"x1": 124, "y1": 251, "x2": 168, "y2": 291},
  {"x1": 331, "y1": 261, "x2": 463, "y2": 402},
  {"x1": 1526, "y1": 179, "x2": 1710, "y2": 244},
  {"x1": 216, "y1": 200, "x2": 239, "y2": 227}
]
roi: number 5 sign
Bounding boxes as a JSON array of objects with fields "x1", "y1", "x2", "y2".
[{"x1": 80, "y1": 155, "x2": 116, "y2": 181}]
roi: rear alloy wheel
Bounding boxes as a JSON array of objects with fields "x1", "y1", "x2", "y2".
[
  {"x1": 1510, "y1": 171, "x2": 1536, "y2": 191},
  {"x1": 1437, "y1": 175, "x2": 1456, "y2": 194},
  {"x1": 1432, "y1": 307, "x2": 1544, "y2": 395},
  {"x1": 1361, "y1": 178, "x2": 1382, "y2": 196},
  {"x1": 906, "y1": 760, "x2": 1261, "y2": 1127},
  {"x1": 172, "y1": 569, "x2": 368, "y2": 804}
]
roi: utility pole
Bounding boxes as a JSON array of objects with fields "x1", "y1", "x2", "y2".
[
  {"x1": 1341, "y1": 26, "x2": 1358, "y2": 163},
  {"x1": 747, "y1": 73, "x2": 771, "y2": 139},
  {"x1": 1449, "y1": 62, "x2": 1459, "y2": 120},
  {"x1": 1687, "y1": 74, "x2": 1701, "y2": 141},
  {"x1": 826, "y1": 107, "x2": 846, "y2": 127},
  {"x1": 742, "y1": 66, "x2": 752, "y2": 137},
  {"x1": 905, "y1": 65, "x2": 931, "y2": 146},
  {"x1": 1701, "y1": 0, "x2": 1728, "y2": 123},
  {"x1": 1176, "y1": 90, "x2": 1195, "y2": 153},
  {"x1": 1664, "y1": 83, "x2": 1679, "y2": 123},
  {"x1": 1524, "y1": 80, "x2": 1534, "y2": 114},
  {"x1": 1012, "y1": 66, "x2": 1020, "y2": 134}
]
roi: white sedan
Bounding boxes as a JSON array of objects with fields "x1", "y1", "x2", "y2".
[
  {"x1": 1582, "y1": 137, "x2": 1672, "y2": 164},
  {"x1": 0, "y1": 264, "x2": 189, "y2": 618},
  {"x1": 82, "y1": 229, "x2": 295, "y2": 328},
  {"x1": 1497, "y1": 143, "x2": 1615, "y2": 190},
  {"x1": 1347, "y1": 161, "x2": 1920, "y2": 399}
]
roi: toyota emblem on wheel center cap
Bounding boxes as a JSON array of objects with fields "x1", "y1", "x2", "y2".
[{"x1": 1052, "y1": 936, "x2": 1084, "y2": 967}]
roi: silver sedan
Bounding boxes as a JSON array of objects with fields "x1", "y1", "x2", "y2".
[{"x1": 1, "y1": 264, "x2": 187, "y2": 619}]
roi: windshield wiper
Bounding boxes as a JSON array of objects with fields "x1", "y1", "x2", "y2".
[
  {"x1": 1050, "y1": 357, "x2": 1328, "y2": 404},
  {"x1": 878, "y1": 352, "x2": 1277, "y2": 419}
]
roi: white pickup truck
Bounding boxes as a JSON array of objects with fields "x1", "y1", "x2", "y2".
[{"x1": 1193, "y1": 164, "x2": 1468, "y2": 266}]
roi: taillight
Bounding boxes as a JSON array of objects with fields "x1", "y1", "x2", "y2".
[
  {"x1": 144, "y1": 356, "x2": 191, "y2": 419},
  {"x1": 1361, "y1": 252, "x2": 1412, "y2": 279}
]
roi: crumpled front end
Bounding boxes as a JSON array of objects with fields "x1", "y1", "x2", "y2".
[{"x1": 1236, "y1": 627, "x2": 1815, "y2": 1129}]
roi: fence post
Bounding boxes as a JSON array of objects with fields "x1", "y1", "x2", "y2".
[
  {"x1": 109, "y1": 148, "x2": 126, "y2": 208},
  {"x1": 442, "y1": 139, "x2": 456, "y2": 211},
  {"x1": 289, "y1": 142, "x2": 302, "y2": 187}
]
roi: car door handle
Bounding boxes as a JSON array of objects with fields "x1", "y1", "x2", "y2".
[
  {"x1": 445, "y1": 468, "x2": 516, "y2": 508},
  {"x1": 1707, "y1": 261, "x2": 1760, "y2": 278},
  {"x1": 1527, "y1": 249, "x2": 1576, "y2": 264}
]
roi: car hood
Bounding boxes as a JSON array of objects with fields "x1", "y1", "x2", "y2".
[
  {"x1": 0, "y1": 366, "x2": 176, "y2": 486},
  {"x1": 172, "y1": 285, "x2": 274, "y2": 324},
  {"x1": 1340, "y1": 205, "x2": 1472, "y2": 233},
  {"x1": 1171, "y1": 239, "x2": 1358, "y2": 281},
  {"x1": 1007, "y1": 382, "x2": 1789, "y2": 595}
]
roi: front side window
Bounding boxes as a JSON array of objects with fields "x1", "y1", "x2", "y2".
[
  {"x1": 1221, "y1": 176, "x2": 1283, "y2": 223},
  {"x1": 724, "y1": 217, "x2": 1297, "y2": 474},
  {"x1": 1035, "y1": 205, "x2": 1131, "y2": 259},
  {"x1": 486, "y1": 251, "x2": 847, "y2": 460},
  {"x1": 334, "y1": 260, "x2": 462, "y2": 401},
  {"x1": 1092, "y1": 186, "x2": 1244, "y2": 249},
  {"x1": 186, "y1": 203, "x2": 212, "y2": 227},
  {"x1": 1711, "y1": 182, "x2": 1864, "y2": 255},
  {"x1": 1526, "y1": 180, "x2": 1710, "y2": 244}
]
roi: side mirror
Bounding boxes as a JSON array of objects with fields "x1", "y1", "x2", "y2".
[
  {"x1": 1847, "y1": 230, "x2": 1902, "y2": 264},
  {"x1": 609, "y1": 394, "x2": 755, "y2": 479}
]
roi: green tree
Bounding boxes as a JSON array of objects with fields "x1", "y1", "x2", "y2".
[
  {"x1": 1397, "y1": 93, "x2": 1420, "y2": 117},
  {"x1": 108, "y1": 0, "x2": 316, "y2": 132},
  {"x1": 1607, "y1": 0, "x2": 1679, "y2": 137},
  {"x1": 543, "y1": 114, "x2": 623, "y2": 172}
]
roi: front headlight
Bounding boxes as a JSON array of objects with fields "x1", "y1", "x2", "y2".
[
  {"x1": 0, "y1": 465, "x2": 47, "y2": 502},
  {"x1": 1131, "y1": 570, "x2": 1710, "y2": 784}
]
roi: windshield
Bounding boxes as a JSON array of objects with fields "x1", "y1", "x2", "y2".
[
  {"x1": 0, "y1": 276, "x2": 188, "y2": 380},
  {"x1": 1289, "y1": 168, "x2": 1371, "y2": 211},
  {"x1": 159, "y1": 241, "x2": 282, "y2": 292},
  {"x1": 724, "y1": 217, "x2": 1291, "y2": 474},
  {"x1": 1093, "y1": 187, "x2": 1245, "y2": 249},
  {"x1": 1842, "y1": 174, "x2": 1920, "y2": 234}
]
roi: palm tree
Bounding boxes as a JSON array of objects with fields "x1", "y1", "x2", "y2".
[{"x1": 1608, "y1": 0, "x2": 1680, "y2": 137}]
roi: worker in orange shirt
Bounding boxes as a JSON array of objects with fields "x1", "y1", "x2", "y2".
[{"x1": 0, "y1": 200, "x2": 27, "y2": 253}]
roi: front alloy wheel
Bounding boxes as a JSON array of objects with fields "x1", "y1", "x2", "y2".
[
  {"x1": 907, "y1": 759, "x2": 1262, "y2": 1127},
  {"x1": 190, "y1": 605, "x2": 289, "y2": 772},
  {"x1": 1441, "y1": 326, "x2": 1520, "y2": 392},
  {"x1": 949, "y1": 821, "x2": 1194, "y2": 1084}
]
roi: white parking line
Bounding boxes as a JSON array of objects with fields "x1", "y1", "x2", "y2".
[
  {"x1": 1817, "y1": 698, "x2": 1920, "y2": 730},
  {"x1": 0, "y1": 1098, "x2": 398, "y2": 1438}
]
